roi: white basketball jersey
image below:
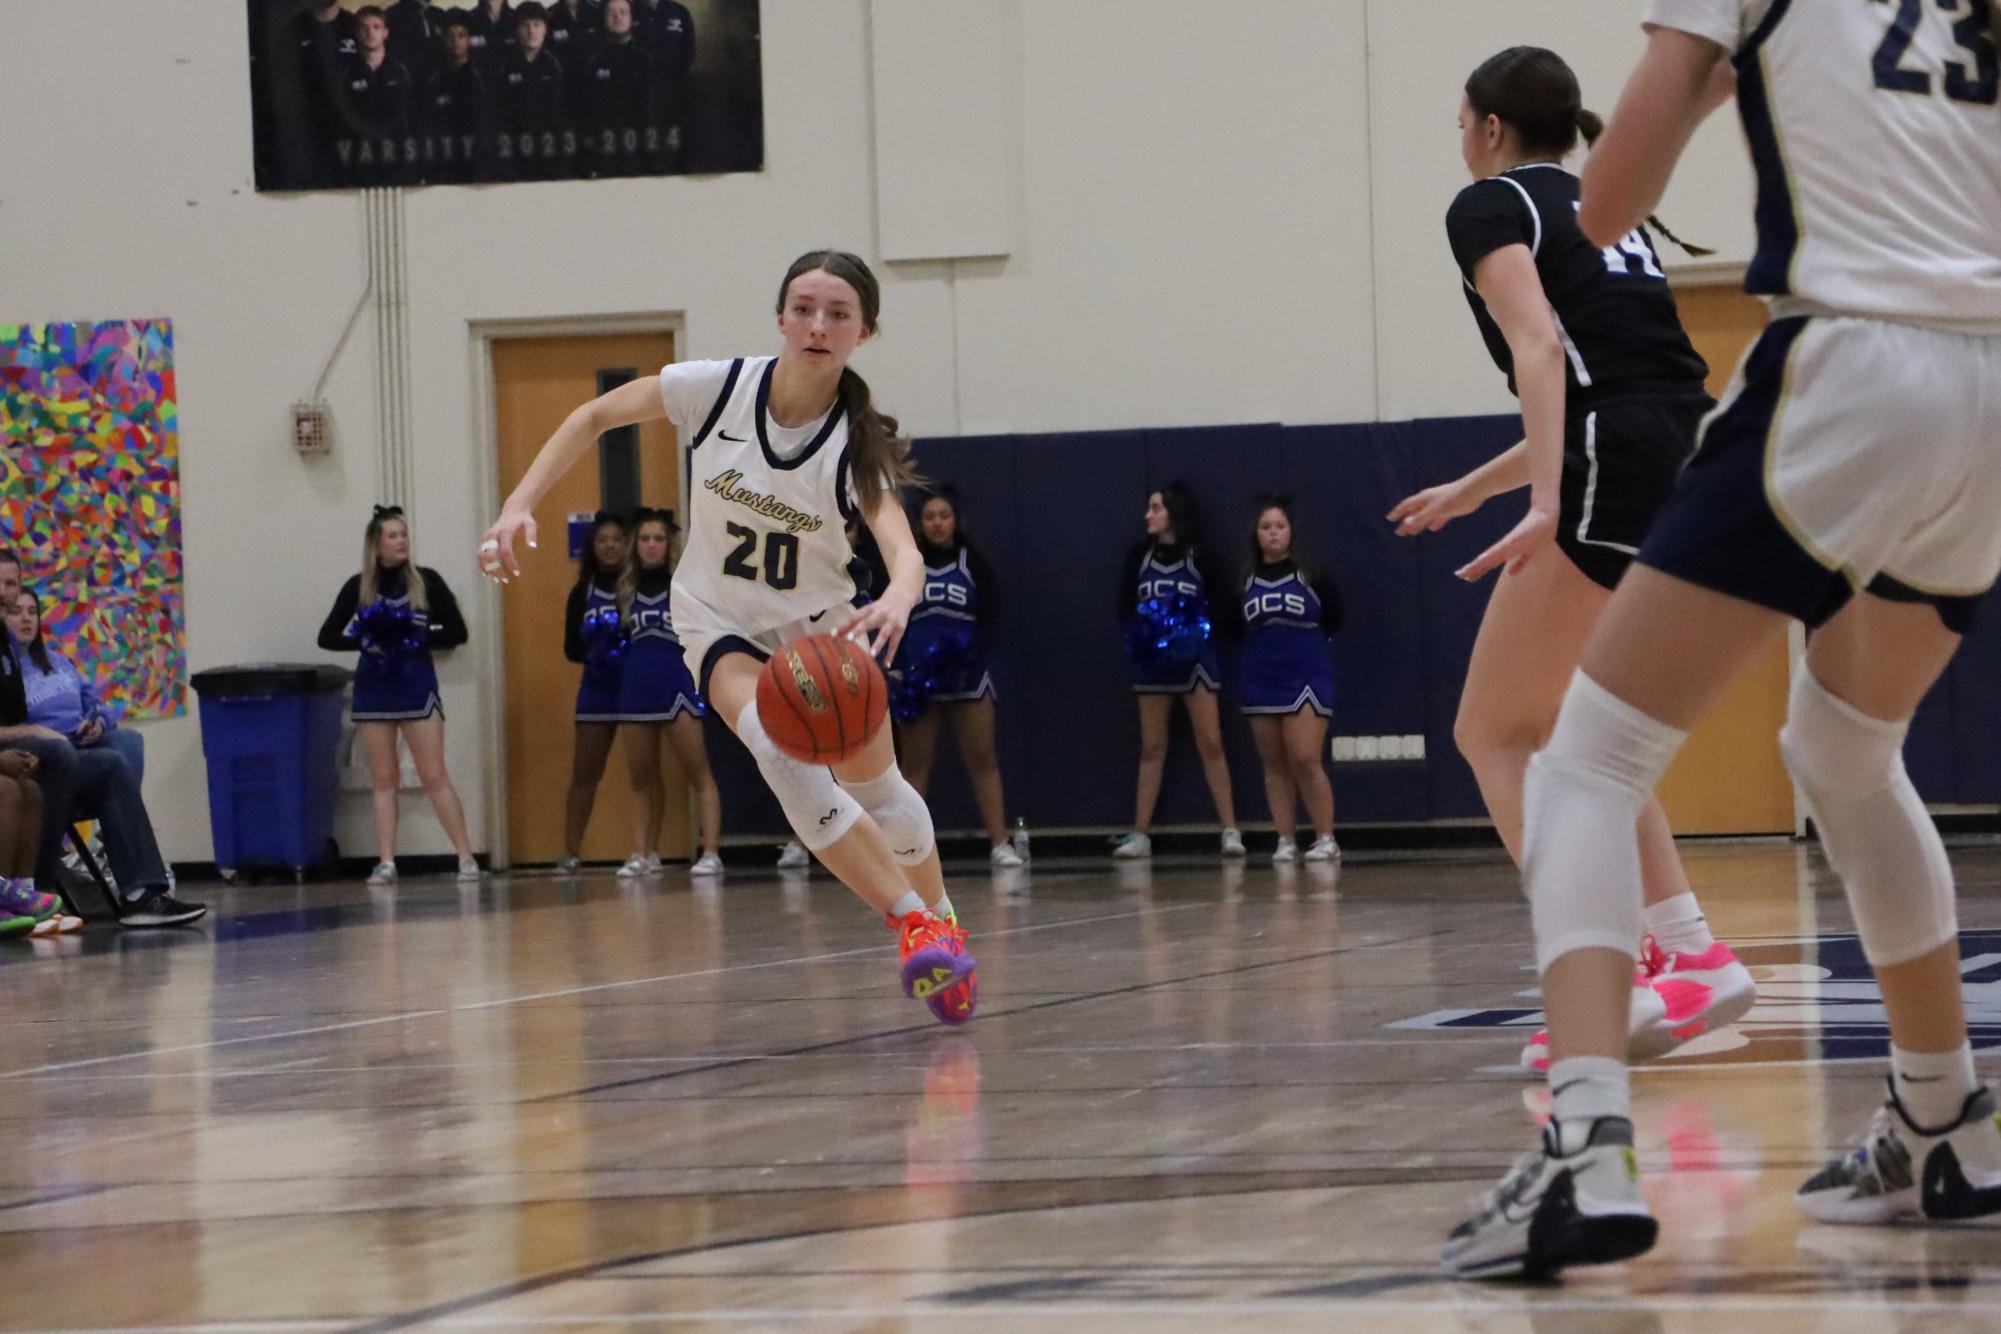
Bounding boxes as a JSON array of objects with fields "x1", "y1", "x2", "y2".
[
  {"x1": 1647, "y1": 0, "x2": 2001, "y2": 331},
  {"x1": 660, "y1": 357, "x2": 861, "y2": 635}
]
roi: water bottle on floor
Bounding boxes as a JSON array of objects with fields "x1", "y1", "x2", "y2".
[{"x1": 1012, "y1": 818, "x2": 1030, "y2": 860}]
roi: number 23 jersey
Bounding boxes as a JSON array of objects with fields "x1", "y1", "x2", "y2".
[{"x1": 659, "y1": 357, "x2": 865, "y2": 635}]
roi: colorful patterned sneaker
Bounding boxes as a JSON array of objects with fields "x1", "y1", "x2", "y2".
[
  {"x1": 1798, "y1": 1081, "x2": 2001, "y2": 1225},
  {"x1": 0, "y1": 881, "x2": 60, "y2": 923},
  {"x1": 1520, "y1": 970, "x2": 1672, "y2": 1074},
  {"x1": 0, "y1": 914, "x2": 35, "y2": 939},
  {"x1": 1634, "y1": 934, "x2": 1757, "y2": 1056},
  {"x1": 924, "y1": 913, "x2": 979, "y2": 1025},
  {"x1": 1442, "y1": 1115, "x2": 1656, "y2": 1279},
  {"x1": 891, "y1": 910, "x2": 976, "y2": 1003}
]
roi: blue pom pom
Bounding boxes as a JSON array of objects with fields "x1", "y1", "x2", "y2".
[
  {"x1": 890, "y1": 628, "x2": 975, "y2": 722},
  {"x1": 1125, "y1": 594, "x2": 1211, "y2": 668}
]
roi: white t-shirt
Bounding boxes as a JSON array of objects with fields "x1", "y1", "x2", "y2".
[
  {"x1": 1647, "y1": 0, "x2": 2001, "y2": 331},
  {"x1": 658, "y1": 357, "x2": 864, "y2": 635}
]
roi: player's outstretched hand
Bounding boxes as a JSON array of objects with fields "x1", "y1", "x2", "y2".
[
  {"x1": 1388, "y1": 479, "x2": 1479, "y2": 536},
  {"x1": 478, "y1": 508, "x2": 538, "y2": 583},
  {"x1": 836, "y1": 593, "x2": 912, "y2": 666},
  {"x1": 1457, "y1": 506, "x2": 1556, "y2": 582}
]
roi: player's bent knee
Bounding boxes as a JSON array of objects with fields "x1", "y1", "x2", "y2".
[
  {"x1": 1780, "y1": 667, "x2": 1956, "y2": 966},
  {"x1": 839, "y1": 764, "x2": 935, "y2": 866},
  {"x1": 736, "y1": 703, "x2": 863, "y2": 852}
]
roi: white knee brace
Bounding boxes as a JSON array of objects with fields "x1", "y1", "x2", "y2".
[
  {"x1": 1780, "y1": 666, "x2": 1956, "y2": 967},
  {"x1": 735, "y1": 703, "x2": 863, "y2": 852},
  {"x1": 1524, "y1": 672, "x2": 1687, "y2": 973},
  {"x1": 840, "y1": 765, "x2": 936, "y2": 866}
]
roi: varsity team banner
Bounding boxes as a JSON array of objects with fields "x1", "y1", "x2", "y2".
[{"x1": 247, "y1": 0, "x2": 763, "y2": 191}]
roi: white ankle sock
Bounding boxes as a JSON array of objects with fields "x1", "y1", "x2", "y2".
[
  {"x1": 1892, "y1": 1042, "x2": 1979, "y2": 1129},
  {"x1": 1643, "y1": 892, "x2": 1715, "y2": 956},
  {"x1": 1548, "y1": 1055, "x2": 1631, "y2": 1146},
  {"x1": 932, "y1": 891, "x2": 956, "y2": 921},
  {"x1": 888, "y1": 890, "x2": 926, "y2": 919}
]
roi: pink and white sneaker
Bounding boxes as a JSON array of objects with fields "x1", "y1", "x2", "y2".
[
  {"x1": 1630, "y1": 934, "x2": 1757, "y2": 1059},
  {"x1": 1520, "y1": 969, "x2": 1669, "y2": 1074}
]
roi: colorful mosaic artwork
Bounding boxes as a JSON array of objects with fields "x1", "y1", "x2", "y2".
[{"x1": 0, "y1": 320, "x2": 185, "y2": 719}]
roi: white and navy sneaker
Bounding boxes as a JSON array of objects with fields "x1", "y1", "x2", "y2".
[
  {"x1": 1797, "y1": 1082, "x2": 2001, "y2": 1225},
  {"x1": 1110, "y1": 832, "x2": 1152, "y2": 860},
  {"x1": 1443, "y1": 1116, "x2": 1656, "y2": 1279},
  {"x1": 775, "y1": 841, "x2": 810, "y2": 870}
]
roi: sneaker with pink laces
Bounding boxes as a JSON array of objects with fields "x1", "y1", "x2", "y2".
[
  {"x1": 1520, "y1": 969, "x2": 1670, "y2": 1074},
  {"x1": 1632, "y1": 933, "x2": 1757, "y2": 1057}
]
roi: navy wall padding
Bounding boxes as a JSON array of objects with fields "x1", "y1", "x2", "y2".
[
  {"x1": 1278, "y1": 424, "x2": 1429, "y2": 822},
  {"x1": 1407, "y1": 416, "x2": 1524, "y2": 819},
  {"x1": 700, "y1": 409, "x2": 2001, "y2": 846}
]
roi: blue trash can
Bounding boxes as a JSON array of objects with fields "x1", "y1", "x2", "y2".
[{"x1": 190, "y1": 663, "x2": 353, "y2": 882}]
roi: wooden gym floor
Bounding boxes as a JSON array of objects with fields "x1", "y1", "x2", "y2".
[{"x1": 3, "y1": 840, "x2": 2000, "y2": 1331}]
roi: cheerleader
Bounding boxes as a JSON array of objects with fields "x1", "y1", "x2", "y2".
[
  {"x1": 1114, "y1": 481, "x2": 1242, "y2": 858},
  {"x1": 556, "y1": 511, "x2": 628, "y2": 872},
  {"x1": 317, "y1": 505, "x2": 480, "y2": 884},
  {"x1": 893, "y1": 488, "x2": 1020, "y2": 867},
  {"x1": 614, "y1": 508, "x2": 722, "y2": 877},
  {"x1": 478, "y1": 249, "x2": 977, "y2": 1024},
  {"x1": 1238, "y1": 497, "x2": 1341, "y2": 863}
]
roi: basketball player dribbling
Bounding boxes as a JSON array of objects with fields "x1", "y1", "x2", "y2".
[{"x1": 478, "y1": 249, "x2": 979, "y2": 1024}]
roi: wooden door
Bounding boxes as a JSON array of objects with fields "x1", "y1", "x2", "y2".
[
  {"x1": 492, "y1": 331, "x2": 686, "y2": 865},
  {"x1": 1654, "y1": 284, "x2": 1795, "y2": 835}
]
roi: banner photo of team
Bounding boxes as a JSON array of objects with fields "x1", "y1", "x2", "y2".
[{"x1": 246, "y1": 0, "x2": 763, "y2": 190}]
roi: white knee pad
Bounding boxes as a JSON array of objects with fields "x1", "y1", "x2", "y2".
[
  {"x1": 1780, "y1": 666, "x2": 1956, "y2": 966},
  {"x1": 1524, "y1": 673, "x2": 1687, "y2": 973},
  {"x1": 840, "y1": 765, "x2": 936, "y2": 866},
  {"x1": 735, "y1": 703, "x2": 863, "y2": 852}
]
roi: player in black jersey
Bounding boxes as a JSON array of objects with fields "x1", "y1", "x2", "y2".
[
  {"x1": 383, "y1": 0, "x2": 443, "y2": 82},
  {"x1": 544, "y1": 0, "x2": 602, "y2": 106},
  {"x1": 343, "y1": 8, "x2": 415, "y2": 184},
  {"x1": 580, "y1": 0, "x2": 657, "y2": 176},
  {"x1": 1389, "y1": 48, "x2": 1753, "y2": 1080},
  {"x1": 498, "y1": 3, "x2": 568, "y2": 178},
  {"x1": 423, "y1": 12, "x2": 491, "y2": 183},
  {"x1": 466, "y1": 0, "x2": 517, "y2": 73}
]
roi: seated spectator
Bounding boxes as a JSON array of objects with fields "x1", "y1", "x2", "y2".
[
  {"x1": 7, "y1": 590, "x2": 145, "y2": 785},
  {"x1": 0, "y1": 553, "x2": 202, "y2": 928},
  {"x1": 0, "y1": 753, "x2": 78, "y2": 937}
]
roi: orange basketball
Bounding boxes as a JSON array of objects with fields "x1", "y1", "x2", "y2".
[{"x1": 755, "y1": 633, "x2": 887, "y2": 764}]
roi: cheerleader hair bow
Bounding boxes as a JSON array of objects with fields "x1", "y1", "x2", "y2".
[{"x1": 1124, "y1": 594, "x2": 1212, "y2": 668}]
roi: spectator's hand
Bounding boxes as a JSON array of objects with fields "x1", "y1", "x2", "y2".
[
  {"x1": 74, "y1": 718, "x2": 104, "y2": 745},
  {"x1": 478, "y1": 507, "x2": 538, "y2": 582},
  {"x1": 0, "y1": 750, "x2": 36, "y2": 779}
]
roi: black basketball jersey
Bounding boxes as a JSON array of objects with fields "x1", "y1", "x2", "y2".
[{"x1": 1446, "y1": 164, "x2": 1707, "y2": 409}]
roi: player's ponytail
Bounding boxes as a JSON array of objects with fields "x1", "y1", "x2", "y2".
[
  {"x1": 1468, "y1": 47, "x2": 1712, "y2": 258},
  {"x1": 776, "y1": 249, "x2": 919, "y2": 520},
  {"x1": 836, "y1": 364, "x2": 918, "y2": 516},
  {"x1": 1573, "y1": 106, "x2": 1712, "y2": 257}
]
